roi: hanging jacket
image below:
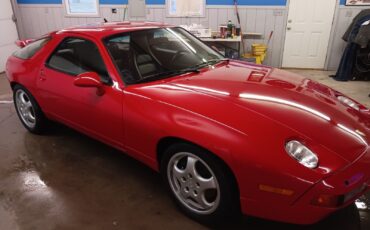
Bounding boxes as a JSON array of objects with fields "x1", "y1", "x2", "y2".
[
  {"x1": 343, "y1": 9, "x2": 370, "y2": 42},
  {"x1": 355, "y1": 23, "x2": 370, "y2": 48}
]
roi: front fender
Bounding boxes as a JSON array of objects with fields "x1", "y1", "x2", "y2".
[{"x1": 122, "y1": 83, "x2": 347, "y2": 210}]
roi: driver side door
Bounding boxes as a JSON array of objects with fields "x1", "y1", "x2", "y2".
[{"x1": 37, "y1": 36, "x2": 124, "y2": 148}]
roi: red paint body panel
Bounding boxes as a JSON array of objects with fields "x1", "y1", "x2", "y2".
[{"x1": 5, "y1": 22, "x2": 370, "y2": 225}]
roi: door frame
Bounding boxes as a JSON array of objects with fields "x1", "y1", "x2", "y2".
[
  {"x1": 324, "y1": 0, "x2": 341, "y2": 70},
  {"x1": 280, "y1": 0, "x2": 340, "y2": 69},
  {"x1": 9, "y1": 0, "x2": 22, "y2": 39},
  {"x1": 0, "y1": 0, "x2": 20, "y2": 73}
]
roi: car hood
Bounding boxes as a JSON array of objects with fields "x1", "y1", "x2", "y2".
[{"x1": 135, "y1": 61, "x2": 370, "y2": 162}]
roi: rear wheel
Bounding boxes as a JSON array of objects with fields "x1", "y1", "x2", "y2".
[
  {"x1": 161, "y1": 143, "x2": 239, "y2": 225},
  {"x1": 13, "y1": 85, "x2": 47, "y2": 134}
]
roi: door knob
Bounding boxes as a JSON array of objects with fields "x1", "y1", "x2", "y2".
[{"x1": 287, "y1": 27, "x2": 291, "y2": 31}]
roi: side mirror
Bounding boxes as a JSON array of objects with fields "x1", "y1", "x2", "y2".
[{"x1": 74, "y1": 72, "x2": 105, "y2": 96}]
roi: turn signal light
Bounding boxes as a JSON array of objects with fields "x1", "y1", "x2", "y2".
[{"x1": 259, "y1": 184, "x2": 294, "y2": 196}]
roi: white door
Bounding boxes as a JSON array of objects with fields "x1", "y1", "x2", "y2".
[
  {"x1": 282, "y1": 0, "x2": 336, "y2": 69},
  {"x1": 0, "y1": 0, "x2": 18, "y2": 72}
]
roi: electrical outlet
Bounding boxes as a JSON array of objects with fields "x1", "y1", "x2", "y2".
[{"x1": 112, "y1": 8, "x2": 117, "y2": 14}]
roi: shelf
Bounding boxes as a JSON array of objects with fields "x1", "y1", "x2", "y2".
[{"x1": 200, "y1": 36, "x2": 242, "y2": 42}]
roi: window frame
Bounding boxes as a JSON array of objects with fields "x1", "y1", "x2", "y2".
[
  {"x1": 103, "y1": 31, "x2": 134, "y2": 85},
  {"x1": 165, "y1": 0, "x2": 206, "y2": 18},
  {"x1": 45, "y1": 36, "x2": 112, "y2": 85},
  {"x1": 63, "y1": 0, "x2": 100, "y2": 18}
]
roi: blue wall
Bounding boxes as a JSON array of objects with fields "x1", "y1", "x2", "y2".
[
  {"x1": 100, "y1": 0, "x2": 127, "y2": 4},
  {"x1": 16, "y1": 0, "x2": 130, "y2": 4},
  {"x1": 17, "y1": 0, "x2": 287, "y2": 5},
  {"x1": 17, "y1": 0, "x2": 62, "y2": 3},
  {"x1": 206, "y1": 0, "x2": 286, "y2": 5},
  {"x1": 15, "y1": 0, "x2": 348, "y2": 6}
]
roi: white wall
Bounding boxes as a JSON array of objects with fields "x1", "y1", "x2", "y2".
[
  {"x1": 15, "y1": 4, "x2": 287, "y2": 67},
  {"x1": 13, "y1": 2, "x2": 370, "y2": 70}
]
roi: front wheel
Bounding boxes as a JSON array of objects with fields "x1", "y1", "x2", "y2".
[
  {"x1": 13, "y1": 85, "x2": 47, "y2": 134},
  {"x1": 161, "y1": 143, "x2": 240, "y2": 225}
]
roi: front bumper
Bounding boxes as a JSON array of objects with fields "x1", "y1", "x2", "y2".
[{"x1": 241, "y1": 149, "x2": 370, "y2": 224}]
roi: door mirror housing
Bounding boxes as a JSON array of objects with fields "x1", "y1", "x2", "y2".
[{"x1": 74, "y1": 72, "x2": 105, "y2": 96}]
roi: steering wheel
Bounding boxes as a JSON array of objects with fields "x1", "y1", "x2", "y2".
[{"x1": 171, "y1": 50, "x2": 190, "y2": 64}]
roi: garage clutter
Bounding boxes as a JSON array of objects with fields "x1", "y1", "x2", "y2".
[{"x1": 333, "y1": 9, "x2": 370, "y2": 82}]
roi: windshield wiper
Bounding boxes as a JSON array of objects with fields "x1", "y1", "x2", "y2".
[
  {"x1": 136, "y1": 67, "x2": 200, "y2": 83},
  {"x1": 207, "y1": 58, "x2": 229, "y2": 65},
  {"x1": 136, "y1": 58, "x2": 228, "y2": 84},
  {"x1": 192, "y1": 58, "x2": 229, "y2": 69}
]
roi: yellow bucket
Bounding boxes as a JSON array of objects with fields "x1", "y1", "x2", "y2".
[{"x1": 252, "y1": 44, "x2": 267, "y2": 56}]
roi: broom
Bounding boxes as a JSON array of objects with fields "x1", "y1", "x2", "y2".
[{"x1": 234, "y1": 0, "x2": 245, "y2": 56}]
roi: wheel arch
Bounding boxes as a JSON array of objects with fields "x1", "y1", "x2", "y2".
[
  {"x1": 10, "y1": 81, "x2": 20, "y2": 90},
  {"x1": 156, "y1": 136, "x2": 241, "y2": 208}
]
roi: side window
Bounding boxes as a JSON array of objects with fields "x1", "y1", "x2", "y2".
[
  {"x1": 105, "y1": 34, "x2": 138, "y2": 84},
  {"x1": 13, "y1": 37, "x2": 50, "y2": 59},
  {"x1": 46, "y1": 37, "x2": 110, "y2": 83}
]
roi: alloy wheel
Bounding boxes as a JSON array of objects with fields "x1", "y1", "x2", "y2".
[
  {"x1": 167, "y1": 152, "x2": 220, "y2": 214},
  {"x1": 15, "y1": 89, "x2": 36, "y2": 129}
]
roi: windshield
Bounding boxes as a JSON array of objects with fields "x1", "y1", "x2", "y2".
[{"x1": 104, "y1": 27, "x2": 224, "y2": 84}]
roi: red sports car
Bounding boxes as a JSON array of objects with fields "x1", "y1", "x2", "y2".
[{"x1": 5, "y1": 22, "x2": 370, "y2": 225}]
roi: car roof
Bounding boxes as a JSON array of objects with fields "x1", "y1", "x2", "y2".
[{"x1": 54, "y1": 21, "x2": 173, "y2": 39}]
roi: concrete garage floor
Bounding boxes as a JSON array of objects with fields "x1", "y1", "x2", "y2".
[{"x1": 0, "y1": 70, "x2": 369, "y2": 230}]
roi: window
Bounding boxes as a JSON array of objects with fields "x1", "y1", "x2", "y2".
[
  {"x1": 104, "y1": 28, "x2": 222, "y2": 84},
  {"x1": 166, "y1": 0, "x2": 205, "y2": 17},
  {"x1": 64, "y1": 0, "x2": 99, "y2": 17},
  {"x1": 47, "y1": 37, "x2": 110, "y2": 84},
  {"x1": 13, "y1": 37, "x2": 50, "y2": 60},
  {"x1": 105, "y1": 34, "x2": 138, "y2": 84},
  {"x1": 346, "y1": 0, "x2": 370, "y2": 6}
]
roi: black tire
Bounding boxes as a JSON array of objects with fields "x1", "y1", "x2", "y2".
[
  {"x1": 160, "y1": 142, "x2": 240, "y2": 226},
  {"x1": 13, "y1": 85, "x2": 48, "y2": 134}
]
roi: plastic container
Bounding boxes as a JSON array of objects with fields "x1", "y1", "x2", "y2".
[
  {"x1": 252, "y1": 44, "x2": 267, "y2": 56},
  {"x1": 227, "y1": 20, "x2": 233, "y2": 38}
]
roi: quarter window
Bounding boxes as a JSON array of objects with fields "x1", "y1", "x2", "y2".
[{"x1": 47, "y1": 37, "x2": 110, "y2": 83}]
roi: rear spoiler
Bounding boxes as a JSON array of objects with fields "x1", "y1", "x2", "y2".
[
  {"x1": 15, "y1": 31, "x2": 57, "y2": 48},
  {"x1": 15, "y1": 39, "x2": 35, "y2": 48}
]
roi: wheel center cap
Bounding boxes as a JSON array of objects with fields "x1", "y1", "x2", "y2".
[{"x1": 187, "y1": 180, "x2": 196, "y2": 189}]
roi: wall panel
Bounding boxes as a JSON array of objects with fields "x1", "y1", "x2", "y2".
[{"x1": 15, "y1": 4, "x2": 287, "y2": 67}]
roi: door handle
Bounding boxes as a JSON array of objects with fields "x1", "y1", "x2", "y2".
[
  {"x1": 39, "y1": 69, "x2": 46, "y2": 81},
  {"x1": 12, "y1": 14, "x2": 17, "y2": 23},
  {"x1": 287, "y1": 27, "x2": 292, "y2": 31}
]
